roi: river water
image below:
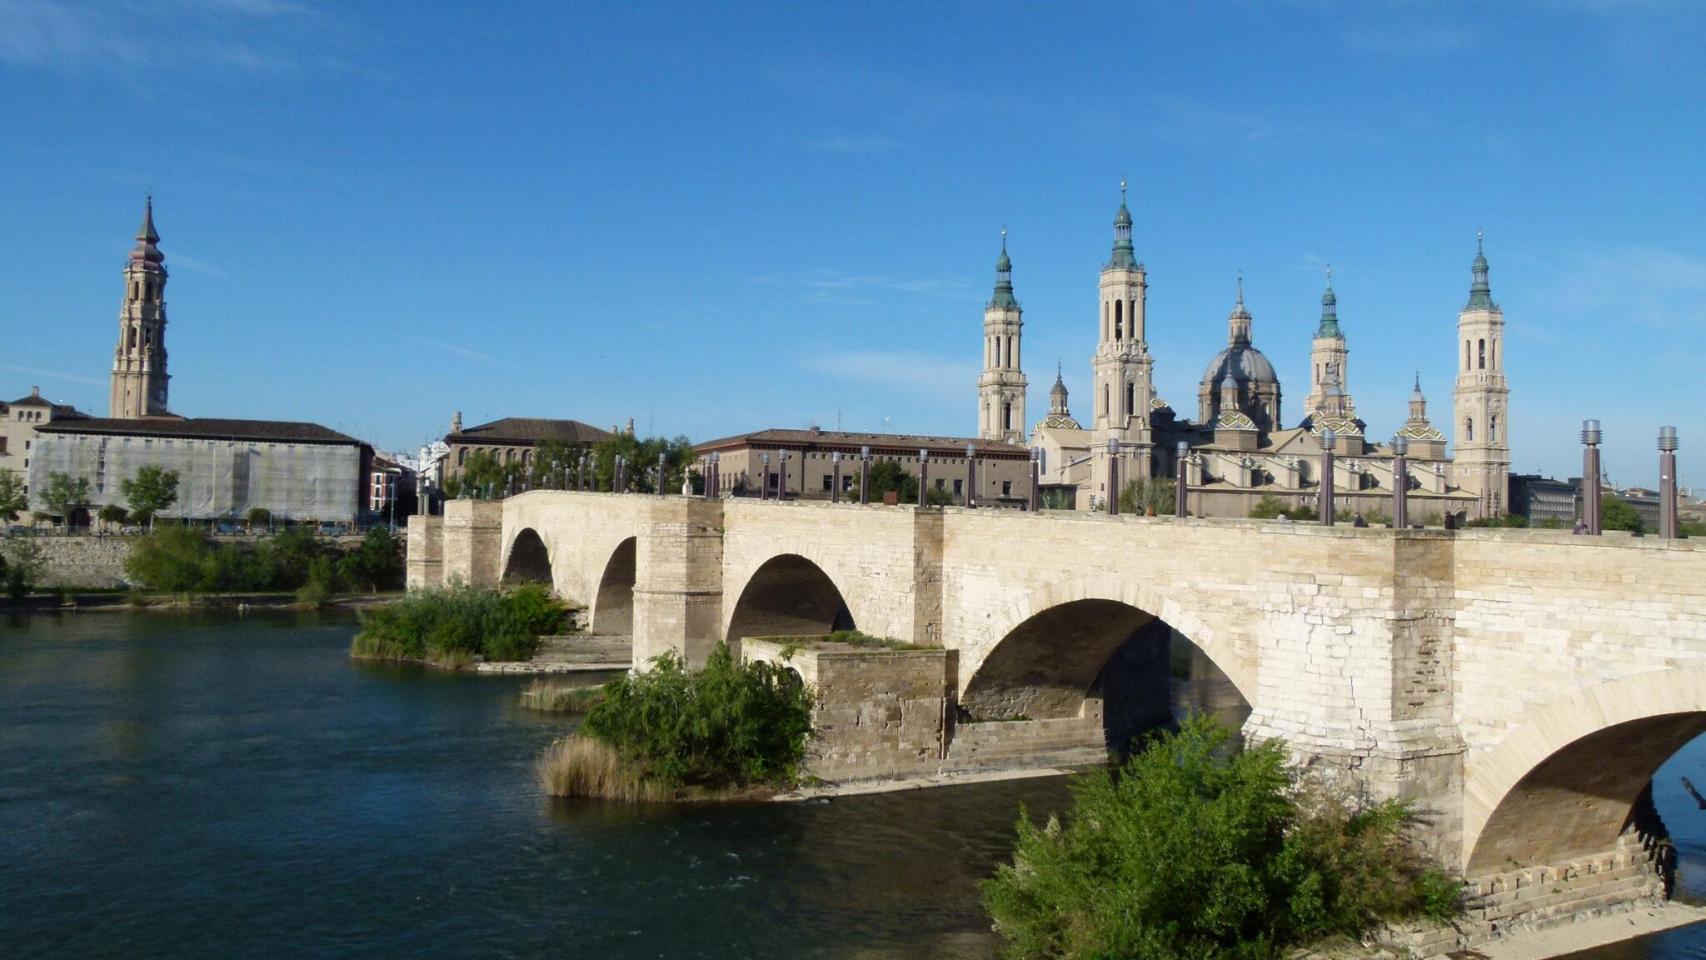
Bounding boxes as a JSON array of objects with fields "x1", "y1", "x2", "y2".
[{"x1": 2, "y1": 610, "x2": 1703, "y2": 959}]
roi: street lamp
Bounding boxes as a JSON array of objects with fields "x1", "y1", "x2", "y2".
[
  {"x1": 1320, "y1": 428, "x2": 1337, "y2": 526},
  {"x1": 1659, "y1": 426, "x2": 1680, "y2": 539},
  {"x1": 1582, "y1": 419, "x2": 1602, "y2": 535},
  {"x1": 965, "y1": 443, "x2": 977, "y2": 509},
  {"x1": 1028, "y1": 447, "x2": 1040, "y2": 512},
  {"x1": 859, "y1": 446, "x2": 871, "y2": 505},
  {"x1": 1390, "y1": 436, "x2": 1410, "y2": 530},
  {"x1": 1175, "y1": 440, "x2": 1189, "y2": 518},
  {"x1": 831, "y1": 451, "x2": 842, "y2": 504},
  {"x1": 917, "y1": 448, "x2": 929, "y2": 507},
  {"x1": 1106, "y1": 437, "x2": 1121, "y2": 516},
  {"x1": 657, "y1": 451, "x2": 668, "y2": 497},
  {"x1": 778, "y1": 450, "x2": 789, "y2": 500}
]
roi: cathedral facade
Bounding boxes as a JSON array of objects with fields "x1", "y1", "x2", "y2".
[{"x1": 983, "y1": 188, "x2": 1508, "y2": 522}]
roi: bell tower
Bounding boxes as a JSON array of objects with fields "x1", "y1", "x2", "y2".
[
  {"x1": 109, "y1": 196, "x2": 171, "y2": 419},
  {"x1": 1452, "y1": 232, "x2": 1510, "y2": 518},
  {"x1": 1090, "y1": 180, "x2": 1156, "y2": 501},
  {"x1": 977, "y1": 230, "x2": 1028, "y2": 444},
  {"x1": 1304, "y1": 268, "x2": 1352, "y2": 419}
]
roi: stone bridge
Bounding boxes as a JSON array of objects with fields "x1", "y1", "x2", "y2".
[{"x1": 409, "y1": 492, "x2": 1706, "y2": 900}]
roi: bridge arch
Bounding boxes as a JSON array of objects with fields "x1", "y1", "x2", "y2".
[
  {"x1": 724, "y1": 553, "x2": 856, "y2": 647},
  {"x1": 590, "y1": 537, "x2": 636, "y2": 636},
  {"x1": 1462, "y1": 668, "x2": 1706, "y2": 874},
  {"x1": 970, "y1": 574, "x2": 1254, "y2": 705},
  {"x1": 500, "y1": 528, "x2": 552, "y2": 585}
]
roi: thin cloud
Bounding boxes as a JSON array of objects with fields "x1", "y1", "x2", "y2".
[
  {"x1": 0, "y1": 0, "x2": 331, "y2": 74},
  {"x1": 1549, "y1": 245, "x2": 1706, "y2": 331},
  {"x1": 3, "y1": 364, "x2": 103, "y2": 387},
  {"x1": 752, "y1": 268, "x2": 972, "y2": 305},
  {"x1": 0, "y1": 0, "x2": 139, "y2": 65},
  {"x1": 801, "y1": 350, "x2": 978, "y2": 400},
  {"x1": 168, "y1": 251, "x2": 235, "y2": 282},
  {"x1": 405, "y1": 336, "x2": 502, "y2": 365},
  {"x1": 805, "y1": 134, "x2": 900, "y2": 154},
  {"x1": 1339, "y1": 23, "x2": 1477, "y2": 58}
]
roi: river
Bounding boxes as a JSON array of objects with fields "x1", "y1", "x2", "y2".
[{"x1": 1, "y1": 610, "x2": 1703, "y2": 959}]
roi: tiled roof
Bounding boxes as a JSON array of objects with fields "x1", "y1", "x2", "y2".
[
  {"x1": 450, "y1": 417, "x2": 613, "y2": 444},
  {"x1": 695, "y1": 428, "x2": 1029, "y2": 457},
  {"x1": 39, "y1": 417, "x2": 362, "y2": 445}
]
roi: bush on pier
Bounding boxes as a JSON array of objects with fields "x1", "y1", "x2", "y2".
[
  {"x1": 351, "y1": 583, "x2": 567, "y2": 666},
  {"x1": 982, "y1": 716, "x2": 1461, "y2": 960}
]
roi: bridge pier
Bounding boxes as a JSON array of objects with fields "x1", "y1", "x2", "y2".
[{"x1": 631, "y1": 499, "x2": 725, "y2": 668}]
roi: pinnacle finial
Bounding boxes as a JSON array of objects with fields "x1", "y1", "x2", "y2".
[
  {"x1": 1120, "y1": 177, "x2": 1127, "y2": 202},
  {"x1": 1001, "y1": 226, "x2": 1007, "y2": 251},
  {"x1": 1414, "y1": 370, "x2": 1422, "y2": 390},
  {"x1": 1326, "y1": 263, "x2": 1333, "y2": 286},
  {"x1": 1477, "y1": 228, "x2": 1484, "y2": 254}
]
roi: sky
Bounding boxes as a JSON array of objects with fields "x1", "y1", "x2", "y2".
[{"x1": 2, "y1": 0, "x2": 1703, "y2": 491}]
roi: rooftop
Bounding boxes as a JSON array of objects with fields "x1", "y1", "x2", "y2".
[
  {"x1": 449, "y1": 417, "x2": 613, "y2": 445},
  {"x1": 695, "y1": 427, "x2": 1030, "y2": 456},
  {"x1": 39, "y1": 416, "x2": 362, "y2": 445}
]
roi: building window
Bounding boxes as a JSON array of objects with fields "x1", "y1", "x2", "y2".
[
  {"x1": 1002, "y1": 480, "x2": 1012, "y2": 496},
  {"x1": 1490, "y1": 414, "x2": 1499, "y2": 442},
  {"x1": 457, "y1": 448, "x2": 467, "y2": 466},
  {"x1": 1114, "y1": 300, "x2": 1123, "y2": 340},
  {"x1": 935, "y1": 478, "x2": 945, "y2": 490},
  {"x1": 821, "y1": 474, "x2": 832, "y2": 492},
  {"x1": 1465, "y1": 418, "x2": 1474, "y2": 442},
  {"x1": 1002, "y1": 402, "x2": 1012, "y2": 431},
  {"x1": 1465, "y1": 340, "x2": 1471, "y2": 370},
  {"x1": 1102, "y1": 384, "x2": 1109, "y2": 417},
  {"x1": 1478, "y1": 339, "x2": 1486, "y2": 369},
  {"x1": 953, "y1": 479, "x2": 963, "y2": 496},
  {"x1": 1125, "y1": 382, "x2": 1134, "y2": 416}
]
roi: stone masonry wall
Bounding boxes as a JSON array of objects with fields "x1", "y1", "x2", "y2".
[{"x1": 26, "y1": 534, "x2": 133, "y2": 588}]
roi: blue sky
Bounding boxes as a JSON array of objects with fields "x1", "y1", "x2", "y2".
[{"x1": 3, "y1": 0, "x2": 1703, "y2": 491}]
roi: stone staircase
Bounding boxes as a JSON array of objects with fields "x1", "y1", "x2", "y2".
[{"x1": 473, "y1": 634, "x2": 631, "y2": 674}]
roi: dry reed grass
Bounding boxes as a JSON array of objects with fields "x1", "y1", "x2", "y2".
[
  {"x1": 536, "y1": 735, "x2": 672, "y2": 802},
  {"x1": 518, "y1": 680, "x2": 606, "y2": 714}
]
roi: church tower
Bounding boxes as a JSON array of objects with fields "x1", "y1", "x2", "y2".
[
  {"x1": 978, "y1": 230, "x2": 1028, "y2": 444},
  {"x1": 1304, "y1": 269, "x2": 1353, "y2": 418},
  {"x1": 1091, "y1": 181, "x2": 1156, "y2": 500},
  {"x1": 1452, "y1": 233, "x2": 1510, "y2": 518},
  {"x1": 109, "y1": 197, "x2": 171, "y2": 419}
]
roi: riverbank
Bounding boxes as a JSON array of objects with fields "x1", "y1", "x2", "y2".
[
  {"x1": 1477, "y1": 903, "x2": 1706, "y2": 959},
  {"x1": 4, "y1": 590, "x2": 399, "y2": 612}
]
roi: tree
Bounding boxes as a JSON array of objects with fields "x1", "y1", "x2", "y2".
[
  {"x1": 0, "y1": 534, "x2": 45, "y2": 600},
  {"x1": 0, "y1": 471, "x2": 26, "y2": 523},
  {"x1": 336, "y1": 527, "x2": 403, "y2": 592},
  {"x1": 1682, "y1": 520, "x2": 1706, "y2": 538},
  {"x1": 589, "y1": 433, "x2": 697, "y2": 494},
  {"x1": 40, "y1": 472, "x2": 92, "y2": 530},
  {"x1": 1119, "y1": 477, "x2": 1176, "y2": 516},
  {"x1": 1601, "y1": 497, "x2": 1644, "y2": 534},
  {"x1": 121, "y1": 466, "x2": 180, "y2": 529},
  {"x1": 98, "y1": 504, "x2": 129, "y2": 529},
  {"x1": 1249, "y1": 494, "x2": 1315, "y2": 521},
  {"x1": 455, "y1": 451, "x2": 518, "y2": 499}
]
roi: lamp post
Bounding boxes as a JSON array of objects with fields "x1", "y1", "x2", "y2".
[
  {"x1": 760, "y1": 453, "x2": 771, "y2": 501},
  {"x1": 614, "y1": 456, "x2": 625, "y2": 493},
  {"x1": 860, "y1": 446, "x2": 871, "y2": 505},
  {"x1": 1106, "y1": 438, "x2": 1121, "y2": 516},
  {"x1": 657, "y1": 451, "x2": 668, "y2": 497},
  {"x1": 711, "y1": 452, "x2": 721, "y2": 499},
  {"x1": 1028, "y1": 447, "x2": 1040, "y2": 512},
  {"x1": 1391, "y1": 436, "x2": 1410, "y2": 530},
  {"x1": 917, "y1": 449, "x2": 929, "y2": 507},
  {"x1": 965, "y1": 443, "x2": 977, "y2": 508},
  {"x1": 831, "y1": 451, "x2": 842, "y2": 504},
  {"x1": 1660, "y1": 426, "x2": 1680, "y2": 539},
  {"x1": 1320, "y1": 429, "x2": 1337, "y2": 526},
  {"x1": 1175, "y1": 441, "x2": 1189, "y2": 518},
  {"x1": 1582, "y1": 419, "x2": 1602, "y2": 535},
  {"x1": 778, "y1": 450, "x2": 789, "y2": 500}
]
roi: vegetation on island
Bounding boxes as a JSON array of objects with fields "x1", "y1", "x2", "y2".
[
  {"x1": 0, "y1": 534, "x2": 46, "y2": 601},
  {"x1": 125, "y1": 525, "x2": 403, "y2": 601},
  {"x1": 538, "y1": 641, "x2": 814, "y2": 801},
  {"x1": 351, "y1": 582, "x2": 567, "y2": 667},
  {"x1": 982, "y1": 716, "x2": 1461, "y2": 960}
]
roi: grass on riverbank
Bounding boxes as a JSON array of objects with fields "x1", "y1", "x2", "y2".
[
  {"x1": 519, "y1": 679, "x2": 606, "y2": 714},
  {"x1": 351, "y1": 583, "x2": 568, "y2": 668}
]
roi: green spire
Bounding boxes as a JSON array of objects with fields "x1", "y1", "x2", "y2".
[
  {"x1": 988, "y1": 228, "x2": 1018, "y2": 310},
  {"x1": 1466, "y1": 230, "x2": 1495, "y2": 310},
  {"x1": 1314, "y1": 264, "x2": 1342, "y2": 339},
  {"x1": 1107, "y1": 178, "x2": 1138, "y2": 271}
]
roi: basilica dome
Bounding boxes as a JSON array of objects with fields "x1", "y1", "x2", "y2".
[{"x1": 1200, "y1": 343, "x2": 1279, "y2": 388}]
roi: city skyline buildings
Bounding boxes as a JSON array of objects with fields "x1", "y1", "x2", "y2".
[{"x1": 2, "y1": 1, "x2": 1701, "y2": 490}]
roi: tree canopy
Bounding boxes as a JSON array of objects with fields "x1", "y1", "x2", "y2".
[
  {"x1": 40, "y1": 472, "x2": 92, "y2": 526},
  {"x1": 121, "y1": 466, "x2": 180, "y2": 527},
  {"x1": 0, "y1": 471, "x2": 26, "y2": 522}
]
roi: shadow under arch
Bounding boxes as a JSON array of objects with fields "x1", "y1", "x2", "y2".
[
  {"x1": 961, "y1": 596, "x2": 1250, "y2": 756},
  {"x1": 725, "y1": 553, "x2": 855, "y2": 647},
  {"x1": 501, "y1": 528, "x2": 552, "y2": 585},
  {"x1": 1463, "y1": 668, "x2": 1706, "y2": 875},
  {"x1": 591, "y1": 537, "x2": 636, "y2": 636}
]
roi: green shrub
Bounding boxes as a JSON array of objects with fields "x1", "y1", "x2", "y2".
[
  {"x1": 1250, "y1": 495, "x2": 1316, "y2": 521},
  {"x1": 982, "y1": 716, "x2": 1461, "y2": 960},
  {"x1": 122, "y1": 525, "x2": 404, "y2": 594},
  {"x1": 351, "y1": 583, "x2": 566, "y2": 665},
  {"x1": 1, "y1": 535, "x2": 45, "y2": 600},
  {"x1": 124, "y1": 525, "x2": 212, "y2": 592},
  {"x1": 582, "y1": 641, "x2": 814, "y2": 791}
]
